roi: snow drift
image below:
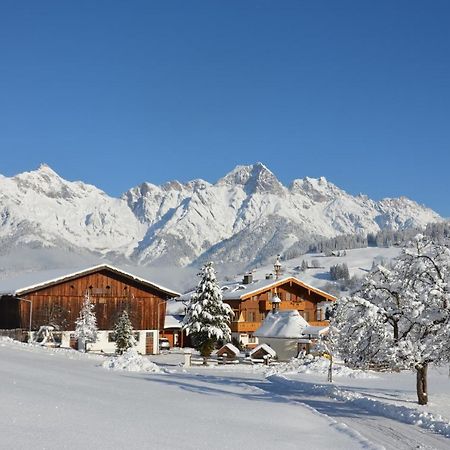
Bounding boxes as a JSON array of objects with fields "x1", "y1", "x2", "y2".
[{"x1": 102, "y1": 348, "x2": 163, "y2": 373}]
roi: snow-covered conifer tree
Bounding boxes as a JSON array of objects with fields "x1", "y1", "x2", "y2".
[
  {"x1": 74, "y1": 291, "x2": 98, "y2": 352},
  {"x1": 332, "y1": 235, "x2": 450, "y2": 404},
  {"x1": 183, "y1": 262, "x2": 234, "y2": 361},
  {"x1": 114, "y1": 310, "x2": 135, "y2": 355}
]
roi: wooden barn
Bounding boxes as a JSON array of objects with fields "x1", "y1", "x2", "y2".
[{"x1": 0, "y1": 264, "x2": 180, "y2": 354}]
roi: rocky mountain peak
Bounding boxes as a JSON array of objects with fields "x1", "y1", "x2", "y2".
[
  {"x1": 289, "y1": 176, "x2": 343, "y2": 202},
  {"x1": 12, "y1": 164, "x2": 75, "y2": 199},
  {"x1": 217, "y1": 162, "x2": 284, "y2": 194}
]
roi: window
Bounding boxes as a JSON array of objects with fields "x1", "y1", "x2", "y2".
[
  {"x1": 285, "y1": 292, "x2": 291, "y2": 301},
  {"x1": 248, "y1": 334, "x2": 256, "y2": 343},
  {"x1": 316, "y1": 309, "x2": 323, "y2": 321},
  {"x1": 301, "y1": 311, "x2": 310, "y2": 321}
]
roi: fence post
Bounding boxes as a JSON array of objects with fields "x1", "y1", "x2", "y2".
[{"x1": 184, "y1": 351, "x2": 192, "y2": 368}]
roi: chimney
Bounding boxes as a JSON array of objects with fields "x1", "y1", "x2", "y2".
[{"x1": 242, "y1": 273, "x2": 253, "y2": 284}]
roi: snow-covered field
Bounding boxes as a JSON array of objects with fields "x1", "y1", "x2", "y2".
[
  {"x1": 1, "y1": 338, "x2": 449, "y2": 449},
  {"x1": 247, "y1": 246, "x2": 402, "y2": 293}
]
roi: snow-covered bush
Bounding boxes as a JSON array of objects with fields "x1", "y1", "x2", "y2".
[
  {"x1": 102, "y1": 348, "x2": 162, "y2": 373},
  {"x1": 74, "y1": 292, "x2": 98, "y2": 351},
  {"x1": 183, "y1": 262, "x2": 234, "y2": 359},
  {"x1": 332, "y1": 235, "x2": 450, "y2": 404},
  {"x1": 265, "y1": 355, "x2": 377, "y2": 379},
  {"x1": 114, "y1": 310, "x2": 135, "y2": 355}
]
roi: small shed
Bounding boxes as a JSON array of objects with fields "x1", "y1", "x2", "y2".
[
  {"x1": 249, "y1": 343, "x2": 277, "y2": 361},
  {"x1": 217, "y1": 343, "x2": 240, "y2": 363},
  {"x1": 217, "y1": 343, "x2": 240, "y2": 358}
]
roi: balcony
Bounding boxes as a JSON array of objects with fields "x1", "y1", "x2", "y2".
[
  {"x1": 308, "y1": 320, "x2": 330, "y2": 327},
  {"x1": 230, "y1": 321, "x2": 260, "y2": 333}
]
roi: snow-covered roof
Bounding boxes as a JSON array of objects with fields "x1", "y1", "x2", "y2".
[
  {"x1": 217, "y1": 343, "x2": 240, "y2": 356},
  {"x1": 301, "y1": 325, "x2": 329, "y2": 337},
  {"x1": 254, "y1": 310, "x2": 309, "y2": 339},
  {"x1": 164, "y1": 315, "x2": 184, "y2": 329},
  {"x1": 0, "y1": 264, "x2": 180, "y2": 297},
  {"x1": 249, "y1": 343, "x2": 277, "y2": 358},
  {"x1": 178, "y1": 276, "x2": 336, "y2": 302},
  {"x1": 165, "y1": 299, "x2": 186, "y2": 315}
]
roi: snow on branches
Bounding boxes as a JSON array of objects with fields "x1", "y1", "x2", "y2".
[
  {"x1": 332, "y1": 235, "x2": 450, "y2": 404},
  {"x1": 74, "y1": 291, "x2": 98, "y2": 351},
  {"x1": 114, "y1": 310, "x2": 135, "y2": 355},
  {"x1": 183, "y1": 262, "x2": 234, "y2": 356}
]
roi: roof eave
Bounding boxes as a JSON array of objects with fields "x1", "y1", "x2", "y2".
[
  {"x1": 14, "y1": 264, "x2": 180, "y2": 297},
  {"x1": 237, "y1": 277, "x2": 336, "y2": 301}
]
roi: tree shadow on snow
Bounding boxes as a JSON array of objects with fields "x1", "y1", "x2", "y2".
[{"x1": 130, "y1": 371, "x2": 410, "y2": 422}]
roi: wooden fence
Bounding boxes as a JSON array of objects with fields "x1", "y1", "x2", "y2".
[{"x1": 0, "y1": 328, "x2": 29, "y2": 342}]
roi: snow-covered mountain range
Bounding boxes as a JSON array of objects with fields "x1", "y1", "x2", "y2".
[{"x1": 0, "y1": 163, "x2": 442, "y2": 272}]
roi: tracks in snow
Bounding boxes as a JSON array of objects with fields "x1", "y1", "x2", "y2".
[{"x1": 260, "y1": 375, "x2": 450, "y2": 450}]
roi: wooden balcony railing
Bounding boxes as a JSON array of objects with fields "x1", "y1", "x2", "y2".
[
  {"x1": 308, "y1": 320, "x2": 330, "y2": 327},
  {"x1": 230, "y1": 321, "x2": 260, "y2": 333},
  {"x1": 230, "y1": 320, "x2": 329, "y2": 334}
]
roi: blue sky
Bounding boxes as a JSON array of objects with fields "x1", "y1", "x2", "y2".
[{"x1": 1, "y1": 1, "x2": 449, "y2": 216}]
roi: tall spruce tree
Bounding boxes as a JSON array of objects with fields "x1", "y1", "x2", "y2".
[
  {"x1": 74, "y1": 292, "x2": 98, "y2": 352},
  {"x1": 114, "y1": 310, "x2": 135, "y2": 355},
  {"x1": 183, "y1": 262, "x2": 234, "y2": 360}
]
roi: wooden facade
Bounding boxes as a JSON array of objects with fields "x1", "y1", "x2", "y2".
[
  {"x1": 160, "y1": 329, "x2": 186, "y2": 348},
  {"x1": 0, "y1": 266, "x2": 179, "y2": 332},
  {"x1": 226, "y1": 277, "x2": 335, "y2": 341}
]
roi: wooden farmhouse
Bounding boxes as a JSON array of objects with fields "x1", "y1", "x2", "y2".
[
  {"x1": 0, "y1": 264, "x2": 180, "y2": 354},
  {"x1": 177, "y1": 271, "x2": 335, "y2": 349},
  {"x1": 219, "y1": 273, "x2": 335, "y2": 348}
]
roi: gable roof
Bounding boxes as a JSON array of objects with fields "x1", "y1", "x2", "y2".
[
  {"x1": 164, "y1": 314, "x2": 184, "y2": 330},
  {"x1": 217, "y1": 343, "x2": 240, "y2": 356},
  {"x1": 220, "y1": 276, "x2": 336, "y2": 302},
  {"x1": 0, "y1": 264, "x2": 180, "y2": 298},
  {"x1": 249, "y1": 343, "x2": 277, "y2": 358}
]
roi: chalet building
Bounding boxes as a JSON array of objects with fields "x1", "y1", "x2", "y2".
[
  {"x1": 177, "y1": 260, "x2": 336, "y2": 349},
  {"x1": 220, "y1": 273, "x2": 335, "y2": 348},
  {"x1": 0, "y1": 264, "x2": 180, "y2": 354}
]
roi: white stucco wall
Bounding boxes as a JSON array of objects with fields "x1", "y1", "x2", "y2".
[
  {"x1": 35, "y1": 330, "x2": 159, "y2": 355},
  {"x1": 256, "y1": 337, "x2": 299, "y2": 361}
]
